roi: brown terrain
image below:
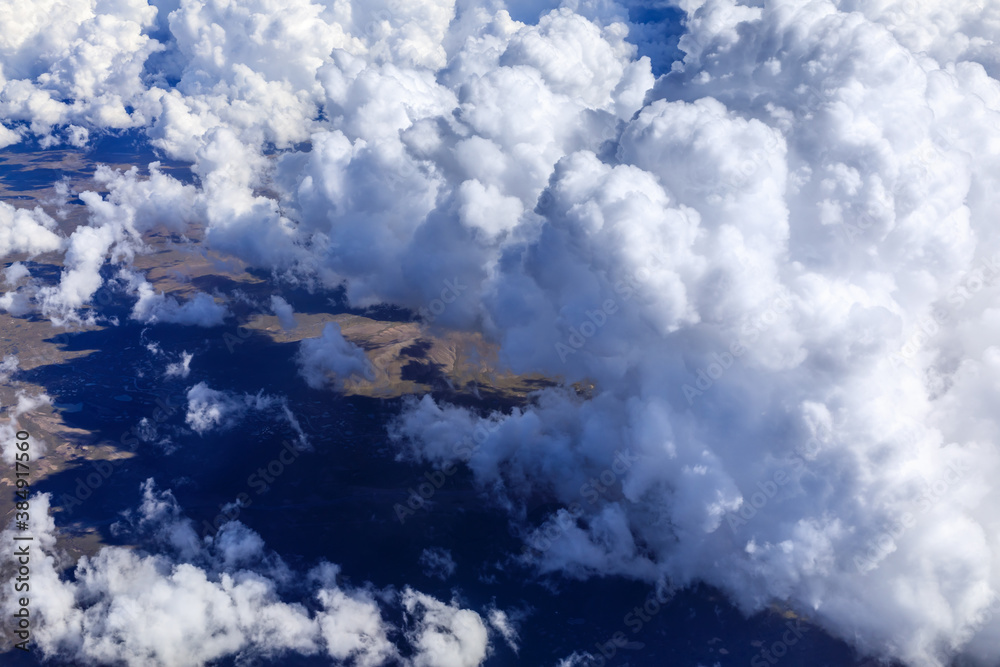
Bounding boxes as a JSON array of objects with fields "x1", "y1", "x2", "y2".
[{"x1": 0, "y1": 146, "x2": 567, "y2": 560}]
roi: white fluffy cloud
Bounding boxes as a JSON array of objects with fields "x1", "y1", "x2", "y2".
[
  {"x1": 0, "y1": 390, "x2": 50, "y2": 464},
  {"x1": 270, "y1": 295, "x2": 297, "y2": 330},
  {"x1": 184, "y1": 382, "x2": 241, "y2": 434},
  {"x1": 0, "y1": 202, "x2": 63, "y2": 258},
  {"x1": 296, "y1": 322, "x2": 374, "y2": 389},
  {"x1": 6, "y1": 1, "x2": 1000, "y2": 665},
  {"x1": 184, "y1": 382, "x2": 295, "y2": 436},
  {"x1": 184, "y1": 382, "x2": 311, "y2": 450},
  {"x1": 29, "y1": 164, "x2": 200, "y2": 323},
  {"x1": 0, "y1": 354, "x2": 17, "y2": 383},
  {"x1": 403, "y1": 588, "x2": 490, "y2": 667},
  {"x1": 0, "y1": 482, "x2": 500, "y2": 666},
  {"x1": 130, "y1": 282, "x2": 228, "y2": 327},
  {"x1": 0, "y1": 0, "x2": 161, "y2": 139},
  {"x1": 3, "y1": 261, "x2": 30, "y2": 285},
  {"x1": 164, "y1": 350, "x2": 193, "y2": 378}
]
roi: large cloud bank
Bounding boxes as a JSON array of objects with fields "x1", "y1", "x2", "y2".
[{"x1": 4, "y1": 0, "x2": 1000, "y2": 665}]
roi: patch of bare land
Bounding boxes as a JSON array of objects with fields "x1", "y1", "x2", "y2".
[{"x1": 0, "y1": 148, "x2": 565, "y2": 560}]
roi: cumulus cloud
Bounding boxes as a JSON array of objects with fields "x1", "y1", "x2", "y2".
[
  {"x1": 0, "y1": 0, "x2": 160, "y2": 141},
  {"x1": 31, "y1": 164, "x2": 199, "y2": 323},
  {"x1": 0, "y1": 354, "x2": 17, "y2": 383},
  {"x1": 0, "y1": 288, "x2": 33, "y2": 316},
  {"x1": 164, "y1": 351, "x2": 193, "y2": 378},
  {"x1": 7, "y1": 0, "x2": 1000, "y2": 665},
  {"x1": 130, "y1": 282, "x2": 228, "y2": 327},
  {"x1": 184, "y1": 382, "x2": 310, "y2": 450},
  {"x1": 270, "y1": 295, "x2": 297, "y2": 330},
  {"x1": 184, "y1": 382, "x2": 279, "y2": 435},
  {"x1": 3, "y1": 261, "x2": 30, "y2": 286},
  {"x1": 375, "y1": 3, "x2": 1000, "y2": 665},
  {"x1": 0, "y1": 203, "x2": 63, "y2": 258},
  {"x1": 296, "y1": 322, "x2": 374, "y2": 389},
  {"x1": 0, "y1": 482, "x2": 501, "y2": 667},
  {"x1": 403, "y1": 588, "x2": 491, "y2": 667},
  {"x1": 184, "y1": 382, "x2": 244, "y2": 434}
]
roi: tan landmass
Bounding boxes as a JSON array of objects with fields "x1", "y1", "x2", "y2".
[{"x1": 0, "y1": 147, "x2": 568, "y2": 563}]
